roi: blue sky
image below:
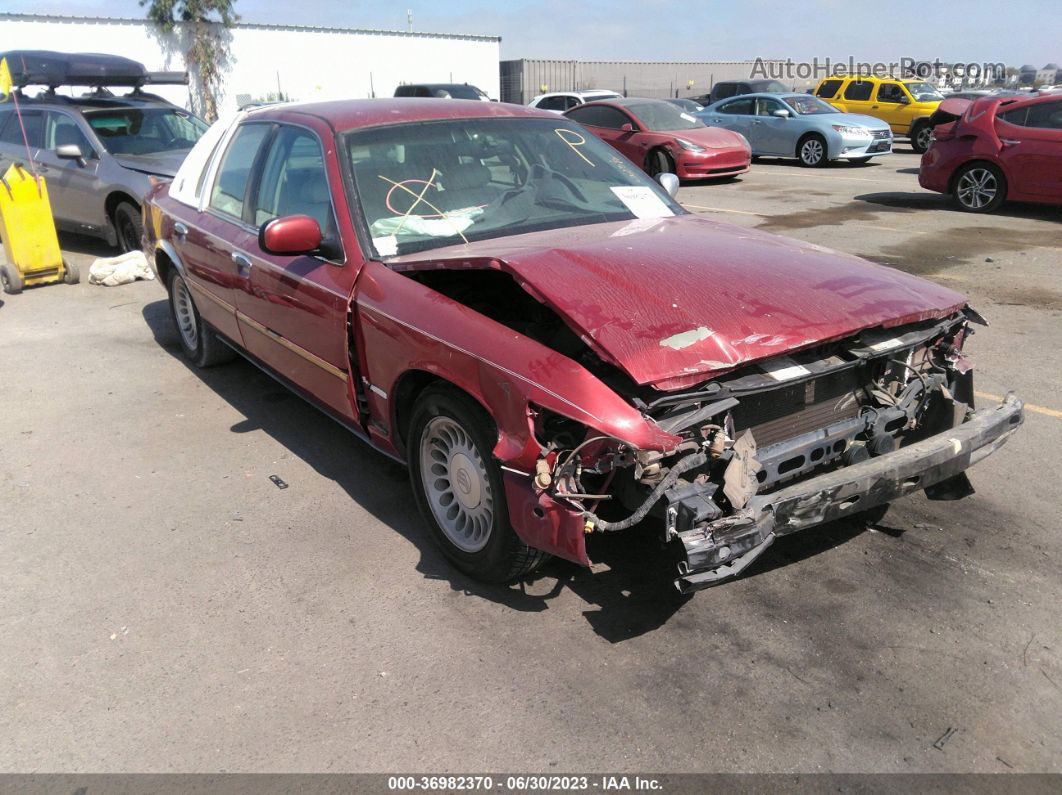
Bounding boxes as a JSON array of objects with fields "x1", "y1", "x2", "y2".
[{"x1": 5, "y1": 0, "x2": 1059, "y2": 64}]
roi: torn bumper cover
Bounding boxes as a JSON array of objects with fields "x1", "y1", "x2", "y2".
[{"x1": 674, "y1": 394, "x2": 1024, "y2": 593}]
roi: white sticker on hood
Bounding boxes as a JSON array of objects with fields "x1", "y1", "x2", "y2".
[
  {"x1": 680, "y1": 112, "x2": 698, "y2": 122},
  {"x1": 761, "y1": 356, "x2": 810, "y2": 381},
  {"x1": 610, "y1": 186, "x2": 674, "y2": 219}
]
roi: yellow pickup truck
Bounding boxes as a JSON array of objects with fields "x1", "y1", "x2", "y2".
[{"x1": 813, "y1": 76, "x2": 944, "y2": 153}]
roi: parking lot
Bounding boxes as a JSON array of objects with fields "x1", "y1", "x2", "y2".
[{"x1": 2, "y1": 148, "x2": 1059, "y2": 773}]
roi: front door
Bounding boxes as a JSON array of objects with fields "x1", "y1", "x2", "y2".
[
  {"x1": 996, "y1": 100, "x2": 1062, "y2": 197},
  {"x1": 872, "y1": 82, "x2": 912, "y2": 135},
  {"x1": 234, "y1": 122, "x2": 356, "y2": 418},
  {"x1": 751, "y1": 96, "x2": 791, "y2": 155},
  {"x1": 37, "y1": 111, "x2": 103, "y2": 233}
]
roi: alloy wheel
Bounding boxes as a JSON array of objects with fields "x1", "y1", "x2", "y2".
[
  {"x1": 801, "y1": 138, "x2": 824, "y2": 165},
  {"x1": 956, "y1": 168, "x2": 997, "y2": 210},
  {"x1": 172, "y1": 277, "x2": 199, "y2": 351},
  {"x1": 419, "y1": 415, "x2": 494, "y2": 553}
]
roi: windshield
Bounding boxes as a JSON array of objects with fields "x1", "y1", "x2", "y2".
[
  {"x1": 782, "y1": 95, "x2": 839, "y2": 115},
  {"x1": 343, "y1": 117, "x2": 684, "y2": 257},
  {"x1": 624, "y1": 101, "x2": 705, "y2": 131},
  {"x1": 84, "y1": 108, "x2": 207, "y2": 155},
  {"x1": 903, "y1": 82, "x2": 944, "y2": 102},
  {"x1": 439, "y1": 85, "x2": 486, "y2": 100},
  {"x1": 756, "y1": 80, "x2": 788, "y2": 93}
]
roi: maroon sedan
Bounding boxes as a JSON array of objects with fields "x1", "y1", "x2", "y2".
[
  {"x1": 564, "y1": 97, "x2": 751, "y2": 180},
  {"x1": 144, "y1": 99, "x2": 1022, "y2": 593},
  {"x1": 920, "y1": 93, "x2": 1062, "y2": 212}
]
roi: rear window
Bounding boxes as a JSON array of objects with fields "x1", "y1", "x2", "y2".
[
  {"x1": 816, "y1": 79, "x2": 843, "y2": 98},
  {"x1": 843, "y1": 81, "x2": 874, "y2": 101},
  {"x1": 718, "y1": 98, "x2": 754, "y2": 115},
  {"x1": 1024, "y1": 101, "x2": 1062, "y2": 130}
]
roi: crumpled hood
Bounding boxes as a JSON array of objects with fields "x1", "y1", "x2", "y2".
[
  {"x1": 112, "y1": 149, "x2": 189, "y2": 178},
  {"x1": 391, "y1": 213, "x2": 967, "y2": 389}
]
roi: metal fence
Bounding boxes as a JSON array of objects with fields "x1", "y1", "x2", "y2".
[{"x1": 500, "y1": 59, "x2": 804, "y2": 104}]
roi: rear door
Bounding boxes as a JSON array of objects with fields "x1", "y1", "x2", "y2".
[
  {"x1": 838, "y1": 79, "x2": 875, "y2": 118},
  {"x1": 176, "y1": 121, "x2": 273, "y2": 344},
  {"x1": 703, "y1": 97, "x2": 755, "y2": 144},
  {"x1": 996, "y1": 100, "x2": 1062, "y2": 198},
  {"x1": 37, "y1": 111, "x2": 102, "y2": 230},
  {"x1": 234, "y1": 121, "x2": 357, "y2": 418}
]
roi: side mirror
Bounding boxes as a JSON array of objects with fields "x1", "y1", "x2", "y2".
[
  {"x1": 56, "y1": 143, "x2": 87, "y2": 166},
  {"x1": 772, "y1": 109, "x2": 790, "y2": 118},
  {"x1": 656, "y1": 172, "x2": 679, "y2": 198},
  {"x1": 259, "y1": 215, "x2": 323, "y2": 256},
  {"x1": 899, "y1": 96, "x2": 910, "y2": 105},
  {"x1": 620, "y1": 122, "x2": 635, "y2": 132}
]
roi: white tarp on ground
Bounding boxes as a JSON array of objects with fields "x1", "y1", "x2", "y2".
[{"x1": 88, "y1": 250, "x2": 154, "y2": 286}]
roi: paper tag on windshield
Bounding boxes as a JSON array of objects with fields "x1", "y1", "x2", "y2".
[
  {"x1": 372, "y1": 235, "x2": 398, "y2": 257},
  {"x1": 680, "y1": 112, "x2": 698, "y2": 122},
  {"x1": 761, "y1": 356, "x2": 810, "y2": 381},
  {"x1": 610, "y1": 186, "x2": 674, "y2": 219}
]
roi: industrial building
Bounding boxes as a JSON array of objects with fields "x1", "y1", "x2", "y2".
[{"x1": 0, "y1": 13, "x2": 501, "y2": 115}]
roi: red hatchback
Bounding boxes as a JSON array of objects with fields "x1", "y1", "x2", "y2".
[
  {"x1": 564, "y1": 97, "x2": 751, "y2": 180},
  {"x1": 144, "y1": 99, "x2": 1022, "y2": 593},
  {"x1": 920, "y1": 93, "x2": 1062, "y2": 212}
]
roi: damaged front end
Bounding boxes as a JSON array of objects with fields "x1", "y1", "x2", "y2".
[{"x1": 530, "y1": 309, "x2": 1024, "y2": 592}]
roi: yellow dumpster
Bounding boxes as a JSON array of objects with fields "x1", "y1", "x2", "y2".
[{"x1": 0, "y1": 162, "x2": 78, "y2": 294}]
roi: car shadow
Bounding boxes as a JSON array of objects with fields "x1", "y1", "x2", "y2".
[
  {"x1": 855, "y1": 191, "x2": 1062, "y2": 220},
  {"x1": 57, "y1": 231, "x2": 115, "y2": 258},
  {"x1": 750, "y1": 156, "x2": 887, "y2": 169},
  {"x1": 142, "y1": 298, "x2": 878, "y2": 642}
]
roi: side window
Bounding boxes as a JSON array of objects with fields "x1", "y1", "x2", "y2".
[
  {"x1": 876, "y1": 83, "x2": 905, "y2": 103},
  {"x1": 566, "y1": 105, "x2": 628, "y2": 129},
  {"x1": 252, "y1": 125, "x2": 337, "y2": 241},
  {"x1": 1024, "y1": 102, "x2": 1062, "y2": 130},
  {"x1": 537, "y1": 96, "x2": 568, "y2": 111},
  {"x1": 45, "y1": 112, "x2": 95, "y2": 158},
  {"x1": 209, "y1": 123, "x2": 272, "y2": 221},
  {"x1": 755, "y1": 98, "x2": 783, "y2": 116},
  {"x1": 719, "y1": 98, "x2": 754, "y2": 115},
  {"x1": 714, "y1": 84, "x2": 736, "y2": 100},
  {"x1": 843, "y1": 81, "x2": 874, "y2": 101},
  {"x1": 0, "y1": 110, "x2": 43, "y2": 148},
  {"x1": 564, "y1": 96, "x2": 581, "y2": 110},
  {"x1": 816, "y1": 79, "x2": 842, "y2": 98},
  {"x1": 999, "y1": 107, "x2": 1029, "y2": 126}
]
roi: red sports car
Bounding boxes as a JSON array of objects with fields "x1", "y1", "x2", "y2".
[
  {"x1": 144, "y1": 99, "x2": 1022, "y2": 593},
  {"x1": 920, "y1": 93, "x2": 1062, "y2": 212},
  {"x1": 564, "y1": 97, "x2": 751, "y2": 180}
]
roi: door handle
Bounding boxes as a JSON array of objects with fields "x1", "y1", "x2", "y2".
[
  {"x1": 231, "y1": 252, "x2": 253, "y2": 276},
  {"x1": 173, "y1": 221, "x2": 188, "y2": 240},
  {"x1": 1000, "y1": 139, "x2": 1021, "y2": 147},
  {"x1": 872, "y1": 105, "x2": 879, "y2": 109}
]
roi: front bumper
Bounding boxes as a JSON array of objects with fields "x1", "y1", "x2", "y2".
[
  {"x1": 674, "y1": 394, "x2": 1024, "y2": 592},
  {"x1": 675, "y1": 149, "x2": 751, "y2": 179}
]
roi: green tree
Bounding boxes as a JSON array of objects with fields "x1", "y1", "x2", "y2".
[{"x1": 142, "y1": 0, "x2": 238, "y2": 121}]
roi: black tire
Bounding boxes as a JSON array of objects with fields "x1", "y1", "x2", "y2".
[
  {"x1": 797, "y1": 133, "x2": 828, "y2": 167},
  {"x1": 644, "y1": 147, "x2": 675, "y2": 178},
  {"x1": 0, "y1": 263, "x2": 23, "y2": 294},
  {"x1": 951, "y1": 162, "x2": 1007, "y2": 213},
  {"x1": 408, "y1": 386, "x2": 550, "y2": 583},
  {"x1": 910, "y1": 121, "x2": 932, "y2": 154},
  {"x1": 113, "y1": 201, "x2": 143, "y2": 254},
  {"x1": 167, "y1": 270, "x2": 236, "y2": 367},
  {"x1": 62, "y1": 259, "x2": 80, "y2": 285}
]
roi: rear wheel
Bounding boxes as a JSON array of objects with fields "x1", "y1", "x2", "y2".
[
  {"x1": 167, "y1": 271, "x2": 236, "y2": 367},
  {"x1": 952, "y1": 163, "x2": 1007, "y2": 213},
  {"x1": 797, "y1": 134, "x2": 828, "y2": 167},
  {"x1": 408, "y1": 387, "x2": 549, "y2": 583},
  {"x1": 0, "y1": 263, "x2": 23, "y2": 294},
  {"x1": 644, "y1": 147, "x2": 675, "y2": 178},
  {"x1": 113, "y1": 201, "x2": 143, "y2": 254}
]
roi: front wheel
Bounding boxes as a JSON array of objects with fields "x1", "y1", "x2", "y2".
[
  {"x1": 408, "y1": 387, "x2": 549, "y2": 583},
  {"x1": 644, "y1": 148, "x2": 675, "y2": 178},
  {"x1": 797, "y1": 134, "x2": 828, "y2": 167},
  {"x1": 952, "y1": 163, "x2": 1007, "y2": 213},
  {"x1": 113, "y1": 201, "x2": 143, "y2": 254},
  {"x1": 910, "y1": 122, "x2": 932, "y2": 154}
]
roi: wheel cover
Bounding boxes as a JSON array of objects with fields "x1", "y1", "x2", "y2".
[
  {"x1": 419, "y1": 416, "x2": 494, "y2": 553},
  {"x1": 917, "y1": 126, "x2": 932, "y2": 149},
  {"x1": 956, "y1": 168, "x2": 997, "y2": 209},
  {"x1": 802, "y1": 139, "x2": 823, "y2": 164},
  {"x1": 172, "y1": 277, "x2": 199, "y2": 350}
]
